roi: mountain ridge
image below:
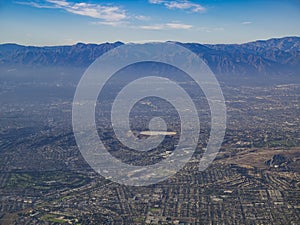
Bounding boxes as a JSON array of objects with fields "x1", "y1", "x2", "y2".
[{"x1": 1, "y1": 37, "x2": 299, "y2": 77}]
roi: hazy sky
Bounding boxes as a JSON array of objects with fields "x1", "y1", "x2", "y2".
[{"x1": 0, "y1": 0, "x2": 299, "y2": 45}]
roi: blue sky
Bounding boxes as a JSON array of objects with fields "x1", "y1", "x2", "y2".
[{"x1": 0, "y1": 0, "x2": 299, "y2": 45}]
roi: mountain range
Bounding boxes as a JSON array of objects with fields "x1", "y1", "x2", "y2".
[{"x1": 0, "y1": 37, "x2": 299, "y2": 77}]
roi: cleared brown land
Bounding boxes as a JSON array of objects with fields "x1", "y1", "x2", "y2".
[{"x1": 219, "y1": 147, "x2": 300, "y2": 170}]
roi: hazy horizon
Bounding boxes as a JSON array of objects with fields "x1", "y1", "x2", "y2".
[
  {"x1": 1, "y1": 0, "x2": 300, "y2": 46},
  {"x1": 1, "y1": 35, "x2": 299, "y2": 47}
]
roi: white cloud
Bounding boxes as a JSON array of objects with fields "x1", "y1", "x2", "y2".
[
  {"x1": 194, "y1": 26, "x2": 225, "y2": 33},
  {"x1": 15, "y1": 1, "x2": 57, "y2": 8},
  {"x1": 242, "y1": 21, "x2": 253, "y2": 25},
  {"x1": 47, "y1": 0, "x2": 69, "y2": 7},
  {"x1": 149, "y1": 0, "x2": 206, "y2": 13},
  {"x1": 165, "y1": 1, "x2": 205, "y2": 12},
  {"x1": 149, "y1": 0, "x2": 165, "y2": 3},
  {"x1": 139, "y1": 24, "x2": 165, "y2": 30},
  {"x1": 135, "y1": 15, "x2": 151, "y2": 21},
  {"x1": 165, "y1": 23, "x2": 192, "y2": 29},
  {"x1": 92, "y1": 21, "x2": 128, "y2": 27},
  {"x1": 139, "y1": 23, "x2": 193, "y2": 30},
  {"x1": 17, "y1": 0, "x2": 127, "y2": 21}
]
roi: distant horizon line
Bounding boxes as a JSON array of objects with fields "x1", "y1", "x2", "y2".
[{"x1": 1, "y1": 35, "x2": 299, "y2": 47}]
